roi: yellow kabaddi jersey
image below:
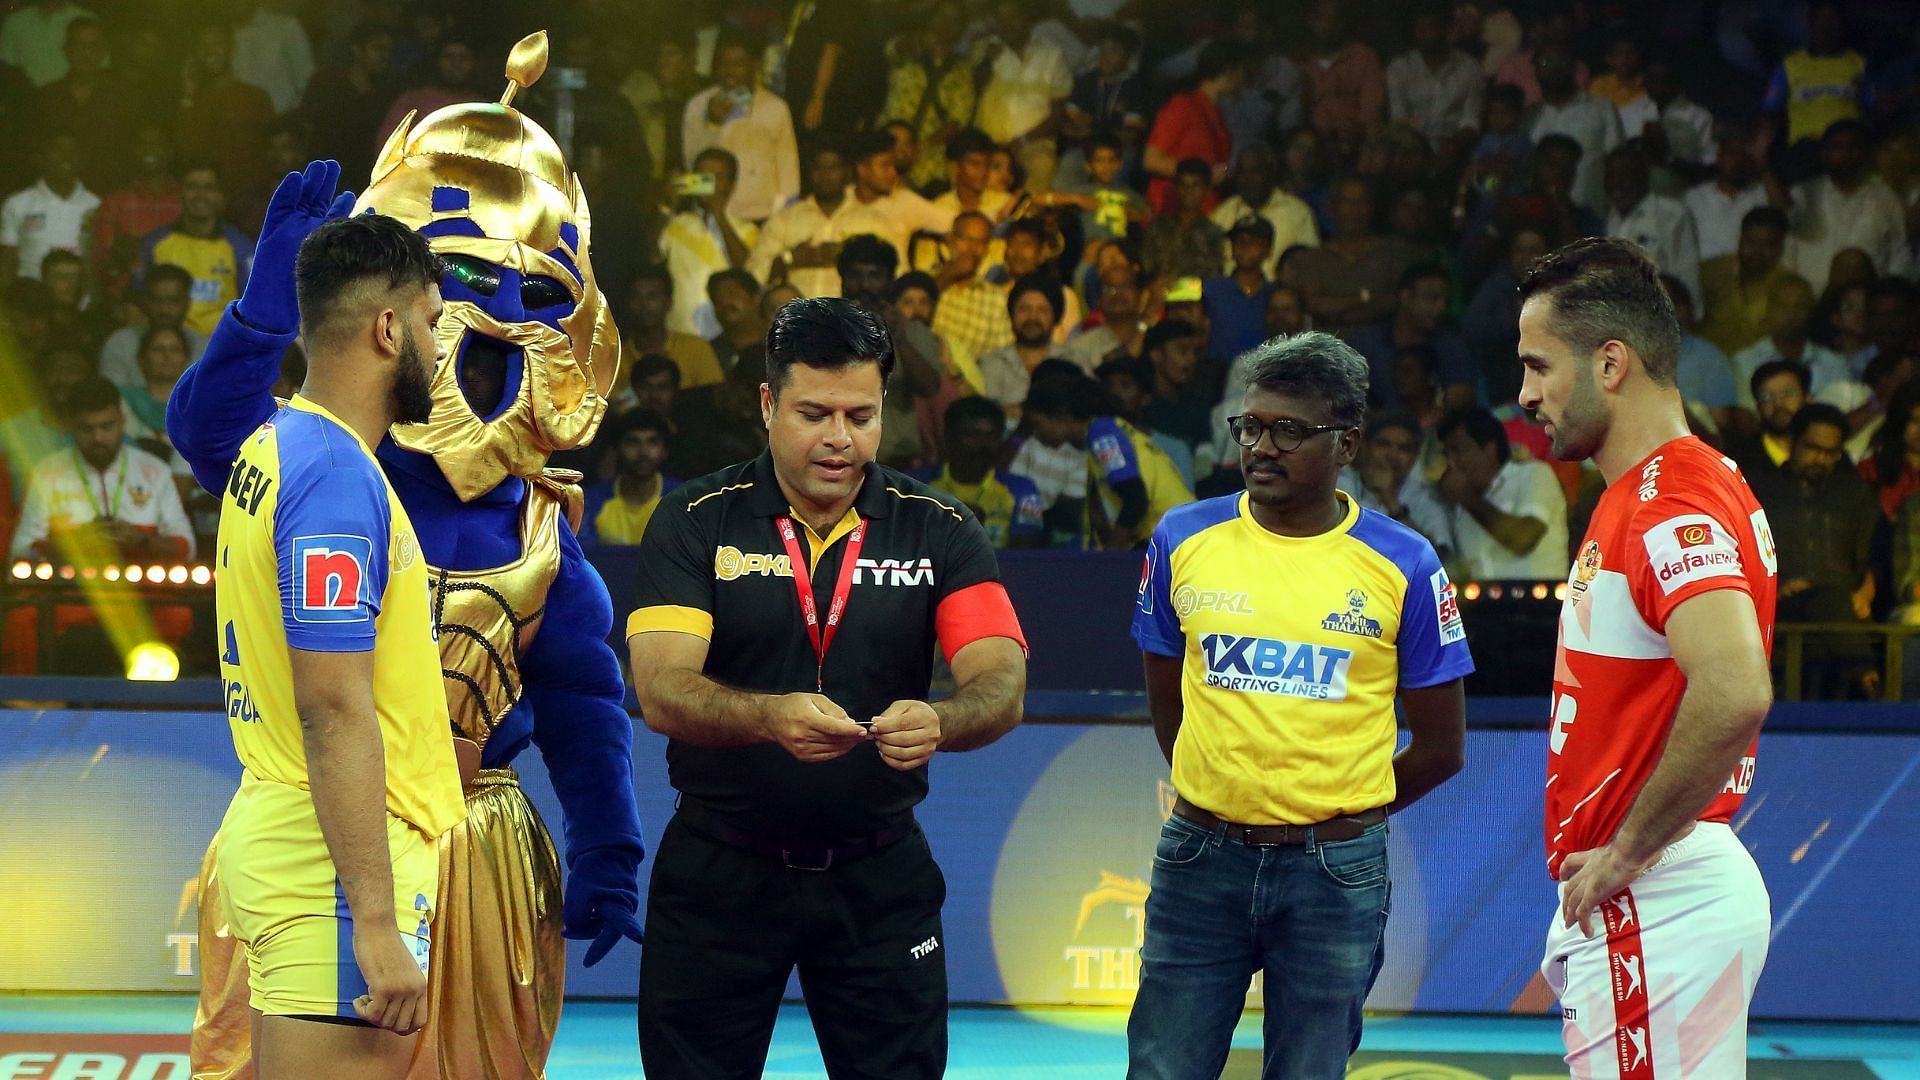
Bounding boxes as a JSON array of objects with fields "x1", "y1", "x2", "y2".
[
  {"x1": 1133, "y1": 492, "x2": 1474, "y2": 824},
  {"x1": 1774, "y1": 51, "x2": 1866, "y2": 144},
  {"x1": 215, "y1": 395, "x2": 463, "y2": 838},
  {"x1": 140, "y1": 224, "x2": 253, "y2": 336}
]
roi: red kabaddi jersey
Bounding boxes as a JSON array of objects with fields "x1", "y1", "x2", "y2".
[{"x1": 1546, "y1": 436, "x2": 1778, "y2": 877}]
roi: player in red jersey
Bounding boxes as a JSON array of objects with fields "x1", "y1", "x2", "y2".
[{"x1": 1517, "y1": 238, "x2": 1777, "y2": 1079}]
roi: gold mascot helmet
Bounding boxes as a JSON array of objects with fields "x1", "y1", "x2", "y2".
[{"x1": 354, "y1": 31, "x2": 621, "y2": 500}]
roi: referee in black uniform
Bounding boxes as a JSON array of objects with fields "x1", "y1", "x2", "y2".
[{"x1": 626, "y1": 296, "x2": 1029, "y2": 1079}]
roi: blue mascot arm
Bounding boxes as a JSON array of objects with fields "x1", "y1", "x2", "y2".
[
  {"x1": 521, "y1": 522, "x2": 646, "y2": 967},
  {"x1": 167, "y1": 306, "x2": 296, "y2": 497},
  {"x1": 167, "y1": 161, "x2": 355, "y2": 497}
]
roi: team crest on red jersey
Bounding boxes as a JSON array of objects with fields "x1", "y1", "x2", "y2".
[{"x1": 1570, "y1": 540, "x2": 1603, "y2": 607}]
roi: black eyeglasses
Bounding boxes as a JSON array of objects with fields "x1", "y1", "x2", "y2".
[{"x1": 1226, "y1": 415, "x2": 1350, "y2": 452}]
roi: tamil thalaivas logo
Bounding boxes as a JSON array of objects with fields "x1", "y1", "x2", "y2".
[{"x1": 1321, "y1": 588, "x2": 1383, "y2": 639}]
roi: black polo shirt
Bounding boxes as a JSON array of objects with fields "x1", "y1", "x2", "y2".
[{"x1": 627, "y1": 449, "x2": 1025, "y2": 842}]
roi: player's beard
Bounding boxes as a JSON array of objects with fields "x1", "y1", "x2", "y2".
[
  {"x1": 1548, "y1": 363, "x2": 1607, "y2": 461},
  {"x1": 392, "y1": 325, "x2": 437, "y2": 426}
]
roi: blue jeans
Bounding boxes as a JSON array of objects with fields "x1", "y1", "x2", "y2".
[{"x1": 1126, "y1": 813, "x2": 1391, "y2": 1080}]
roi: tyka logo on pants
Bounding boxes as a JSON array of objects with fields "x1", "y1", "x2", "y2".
[{"x1": 909, "y1": 935, "x2": 940, "y2": 961}]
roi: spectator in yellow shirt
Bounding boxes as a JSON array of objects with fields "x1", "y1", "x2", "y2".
[{"x1": 581, "y1": 409, "x2": 679, "y2": 545}]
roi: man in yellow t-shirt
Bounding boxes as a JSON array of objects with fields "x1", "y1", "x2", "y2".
[
  {"x1": 1127, "y1": 331, "x2": 1470, "y2": 1076},
  {"x1": 137, "y1": 165, "x2": 253, "y2": 336},
  {"x1": 1763, "y1": 4, "x2": 1866, "y2": 145},
  {"x1": 582, "y1": 408, "x2": 681, "y2": 544},
  {"x1": 206, "y1": 212, "x2": 463, "y2": 1075}
]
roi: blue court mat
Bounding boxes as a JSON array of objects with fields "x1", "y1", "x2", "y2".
[{"x1": 2, "y1": 995, "x2": 1917, "y2": 1078}]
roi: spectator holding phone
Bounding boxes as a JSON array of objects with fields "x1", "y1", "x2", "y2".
[
  {"x1": 683, "y1": 33, "x2": 799, "y2": 224},
  {"x1": 658, "y1": 148, "x2": 759, "y2": 339}
]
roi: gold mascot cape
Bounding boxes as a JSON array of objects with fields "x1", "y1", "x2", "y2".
[{"x1": 190, "y1": 31, "x2": 624, "y2": 1079}]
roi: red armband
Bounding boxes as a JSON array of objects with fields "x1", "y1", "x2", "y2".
[{"x1": 935, "y1": 581, "x2": 1028, "y2": 662}]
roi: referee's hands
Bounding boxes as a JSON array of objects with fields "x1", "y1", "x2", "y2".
[
  {"x1": 870, "y1": 700, "x2": 942, "y2": 772},
  {"x1": 350, "y1": 925, "x2": 429, "y2": 1036},
  {"x1": 768, "y1": 693, "x2": 868, "y2": 762}
]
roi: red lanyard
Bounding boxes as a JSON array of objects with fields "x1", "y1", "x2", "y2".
[{"x1": 774, "y1": 515, "x2": 866, "y2": 692}]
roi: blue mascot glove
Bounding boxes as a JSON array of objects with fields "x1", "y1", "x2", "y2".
[
  {"x1": 561, "y1": 851, "x2": 643, "y2": 968},
  {"x1": 235, "y1": 159, "x2": 356, "y2": 334}
]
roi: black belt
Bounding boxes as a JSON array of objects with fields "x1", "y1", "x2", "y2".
[
  {"x1": 678, "y1": 806, "x2": 911, "y2": 871},
  {"x1": 1173, "y1": 796, "x2": 1386, "y2": 847}
]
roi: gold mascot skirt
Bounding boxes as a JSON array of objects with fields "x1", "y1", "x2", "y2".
[{"x1": 190, "y1": 769, "x2": 567, "y2": 1080}]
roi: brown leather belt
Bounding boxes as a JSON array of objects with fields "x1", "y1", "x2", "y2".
[{"x1": 1173, "y1": 796, "x2": 1386, "y2": 846}]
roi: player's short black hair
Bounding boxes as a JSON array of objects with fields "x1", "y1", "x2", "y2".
[
  {"x1": 944, "y1": 393, "x2": 1006, "y2": 433},
  {"x1": 605, "y1": 405, "x2": 671, "y2": 444},
  {"x1": 1750, "y1": 359, "x2": 1811, "y2": 401},
  {"x1": 630, "y1": 352, "x2": 681, "y2": 390},
  {"x1": 693, "y1": 146, "x2": 739, "y2": 180},
  {"x1": 145, "y1": 262, "x2": 193, "y2": 293},
  {"x1": 1740, "y1": 205, "x2": 1790, "y2": 235},
  {"x1": 1004, "y1": 217, "x2": 1049, "y2": 248},
  {"x1": 631, "y1": 264, "x2": 674, "y2": 297},
  {"x1": 944, "y1": 126, "x2": 996, "y2": 162},
  {"x1": 1437, "y1": 405, "x2": 1511, "y2": 464},
  {"x1": 1364, "y1": 407, "x2": 1423, "y2": 442},
  {"x1": 1096, "y1": 354, "x2": 1154, "y2": 390},
  {"x1": 294, "y1": 213, "x2": 442, "y2": 339},
  {"x1": 1085, "y1": 128, "x2": 1124, "y2": 158},
  {"x1": 888, "y1": 270, "x2": 938, "y2": 305},
  {"x1": 64, "y1": 374, "x2": 122, "y2": 417},
  {"x1": 1023, "y1": 370, "x2": 1102, "y2": 420},
  {"x1": 764, "y1": 296, "x2": 894, "y2": 394},
  {"x1": 1517, "y1": 236, "x2": 1680, "y2": 387},
  {"x1": 848, "y1": 130, "x2": 895, "y2": 166},
  {"x1": 1487, "y1": 83, "x2": 1525, "y2": 112},
  {"x1": 1006, "y1": 272, "x2": 1063, "y2": 320},
  {"x1": 1398, "y1": 261, "x2": 1449, "y2": 294},
  {"x1": 138, "y1": 322, "x2": 190, "y2": 360},
  {"x1": 1790, "y1": 401, "x2": 1847, "y2": 440},
  {"x1": 1175, "y1": 157, "x2": 1213, "y2": 182},
  {"x1": 836, "y1": 233, "x2": 898, "y2": 279},
  {"x1": 1144, "y1": 317, "x2": 1197, "y2": 355},
  {"x1": 1239, "y1": 330, "x2": 1370, "y2": 428},
  {"x1": 706, "y1": 267, "x2": 760, "y2": 298}
]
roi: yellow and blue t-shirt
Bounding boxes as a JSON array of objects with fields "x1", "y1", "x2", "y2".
[
  {"x1": 1090, "y1": 415, "x2": 1193, "y2": 545},
  {"x1": 916, "y1": 465, "x2": 1045, "y2": 548},
  {"x1": 1133, "y1": 491, "x2": 1473, "y2": 824},
  {"x1": 139, "y1": 223, "x2": 254, "y2": 336},
  {"x1": 214, "y1": 396, "x2": 463, "y2": 839}
]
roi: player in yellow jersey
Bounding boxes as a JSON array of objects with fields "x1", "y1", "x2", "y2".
[{"x1": 207, "y1": 210, "x2": 463, "y2": 1078}]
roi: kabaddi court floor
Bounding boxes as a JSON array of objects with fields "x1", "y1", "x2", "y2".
[{"x1": 3, "y1": 995, "x2": 1918, "y2": 1078}]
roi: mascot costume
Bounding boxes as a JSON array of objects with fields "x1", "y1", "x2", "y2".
[{"x1": 167, "y1": 32, "x2": 643, "y2": 1079}]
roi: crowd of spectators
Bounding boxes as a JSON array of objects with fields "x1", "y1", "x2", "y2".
[{"x1": 3, "y1": 0, "x2": 1919, "y2": 695}]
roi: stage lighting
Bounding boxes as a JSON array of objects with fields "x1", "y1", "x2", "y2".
[
  {"x1": 167, "y1": 565, "x2": 188, "y2": 585},
  {"x1": 190, "y1": 566, "x2": 212, "y2": 585},
  {"x1": 125, "y1": 565, "x2": 144, "y2": 583},
  {"x1": 33, "y1": 562, "x2": 52, "y2": 580},
  {"x1": 9, "y1": 561, "x2": 28, "y2": 580},
  {"x1": 125, "y1": 641, "x2": 180, "y2": 683}
]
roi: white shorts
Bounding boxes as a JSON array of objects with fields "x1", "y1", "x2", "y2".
[{"x1": 1541, "y1": 822, "x2": 1771, "y2": 1079}]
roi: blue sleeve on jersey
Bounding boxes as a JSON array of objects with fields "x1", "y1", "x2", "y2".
[
  {"x1": 1761, "y1": 64, "x2": 1788, "y2": 112},
  {"x1": 1131, "y1": 522, "x2": 1184, "y2": 657},
  {"x1": 1089, "y1": 417, "x2": 1141, "y2": 486},
  {"x1": 274, "y1": 452, "x2": 392, "y2": 652},
  {"x1": 1006, "y1": 474, "x2": 1047, "y2": 543},
  {"x1": 1352, "y1": 512, "x2": 1475, "y2": 688}
]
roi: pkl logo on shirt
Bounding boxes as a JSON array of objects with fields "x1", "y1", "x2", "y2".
[{"x1": 291, "y1": 534, "x2": 373, "y2": 622}]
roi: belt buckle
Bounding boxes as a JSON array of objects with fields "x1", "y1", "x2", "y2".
[{"x1": 782, "y1": 847, "x2": 834, "y2": 871}]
